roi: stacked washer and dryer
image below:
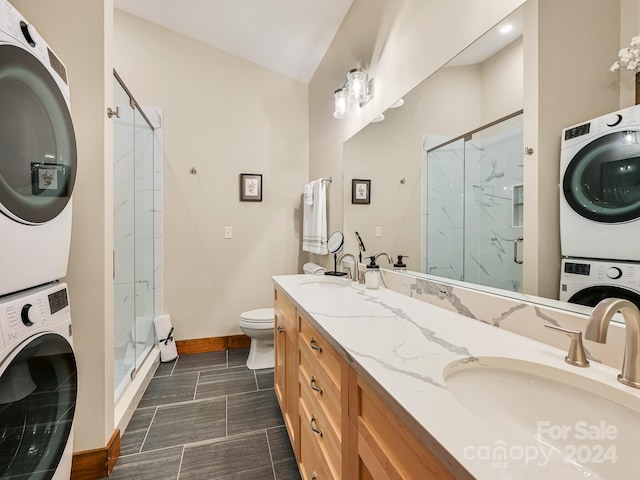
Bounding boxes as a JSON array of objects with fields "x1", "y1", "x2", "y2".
[
  {"x1": 0, "y1": 1, "x2": 78, "y2": 479},
  {"x1": 559, "y1": 104, "x2": 640, "y2": 310}
]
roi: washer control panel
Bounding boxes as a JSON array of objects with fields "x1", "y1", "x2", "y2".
[
  {"x1": 561, "y1": 259, "x2": 640, "y2": 288},
  {"x1": 0, "y1": 283, "x2": 71, "y2": 352}
]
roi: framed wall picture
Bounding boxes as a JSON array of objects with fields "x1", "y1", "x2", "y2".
[
  {"x1": 351, "y1": 179, "x2": 371, "y2": 204},
  {"x1": 240, "y1": 173, "x2": 262, "y2": 202}
]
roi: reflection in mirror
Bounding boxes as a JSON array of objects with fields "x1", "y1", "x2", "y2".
[
  {"x1": 342, "y1": 3, "x2": 629, "y2": 321},
  {"x1": 343, "y1": 7, "x2": 524, "y2": 287},
  {"x1": 426, "y1": 112, "x2": 523, "y2": 292}
]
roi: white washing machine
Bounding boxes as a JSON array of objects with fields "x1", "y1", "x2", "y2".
[
  {"x1": 0, "y1": 1, "x2": 77, "y2": 296},
  {"x1": 0, "y1": 282, "x2": 76, "y2": 480},
  {"x1": 559, "y1": 258, "x2": 640, "y2": 310},
  {"x1": 560, "y1": 104, "x2": 640, "y2": 261}
]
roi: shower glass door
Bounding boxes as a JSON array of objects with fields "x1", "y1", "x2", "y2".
[
  {"x1": 113, "y1": 73, "x2": 156, "y2": 401},
  {"x1": 426, "y1": 112, "x2": 523, "y2": 292}
]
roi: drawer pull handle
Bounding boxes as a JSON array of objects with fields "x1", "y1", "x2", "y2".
[
  {"x1": 277, "y1": 326, "x2": 285, "y2": 334},
  {"x1": 310, "y1": 376, "x2": 323, "y2": 395},
  {"x1": 311, "y1": 472, "x2": 317, "y2": 480},
  {"x1": 310, "y1": 339, "x2": 323, "y2": 353},
  {"x1": 310, "y1": 414, "x2": 323, "y2": 437}
]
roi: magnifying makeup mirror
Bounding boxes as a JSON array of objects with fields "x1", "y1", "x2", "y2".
[{"x1": 325, "y1": 231, "x2": 347, "y2": 276}]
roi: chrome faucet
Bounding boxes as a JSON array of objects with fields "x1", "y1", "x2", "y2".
[
  {"x1": 374, "y1": 252, "x2": 393, "y2": 265},
  {"x1": 337, "y1": 253, "x2": 357, "y2": 280},
  {"x1": 584, "y1": 298, "x2": 640, "y2": 388}
]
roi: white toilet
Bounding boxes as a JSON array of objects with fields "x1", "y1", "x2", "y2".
[{"x1": 239, "y1": 308, "x2": 275, "y2": 370}]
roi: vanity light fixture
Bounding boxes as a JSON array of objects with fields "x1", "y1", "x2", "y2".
[
  {"x1": 389, "y1": 98, "x2": 405, "y2": 108},
  {"x1": 333, "y1": 88, "x2": 347, "y2": 118},
  {"x1": 371, "y1": 113, "x2": 385, "y2": 123},
  {"x1": 333, "y1": 67, "x2": 374, "y2": 119}
]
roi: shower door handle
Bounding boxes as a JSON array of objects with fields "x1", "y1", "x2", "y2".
[{"x1": 513, "y1": 237, "x2": 523, "y2": 264}]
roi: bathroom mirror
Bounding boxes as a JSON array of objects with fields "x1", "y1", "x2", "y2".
[
  {"x1": 325, "y1": 231, "x2": 347, "y2": 276},
  {"x1": 341, "y1": 2, "x2": 627, "y2": 318}
]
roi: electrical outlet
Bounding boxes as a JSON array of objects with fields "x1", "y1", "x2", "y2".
[
  {"x1": 375, "y1": 226, "x2": 382, "y2": 237},
  {"x1": 224, "y1": 226, "x2": 233, "y2": 239}
]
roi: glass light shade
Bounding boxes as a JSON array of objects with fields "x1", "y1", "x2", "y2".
[
  {"x1": 333, "y1": 88, "x2": 347, "y2": 118},
  {"x1": 347, "y1": 68, "x2": 368, "y2": 103}
]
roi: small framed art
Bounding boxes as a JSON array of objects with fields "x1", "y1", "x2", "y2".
[
  {"x1": 351, "y1": 179, "x2": 371, "y2": 204},
  {"x1": 240, "y1": 173, "x2": 262, "y2": 202}
]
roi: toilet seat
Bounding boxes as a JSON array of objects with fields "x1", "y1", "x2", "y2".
[{"x1": 240, "y1": 308, "x2": 274, "y2": 324}]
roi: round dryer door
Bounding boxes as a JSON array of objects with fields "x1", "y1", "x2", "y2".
[
  {"x1": 568, "y1": 285, "x2": 640, "y2": 311},
  {"x1": 563, "y1": 131, "x2": 640, "y2": 223},
  {"x1": 0, "y1": 332, "x2": 77, "y2": 478},
  {"x1": 0, "y1": 44, "x2": 76, "y2": 225}
]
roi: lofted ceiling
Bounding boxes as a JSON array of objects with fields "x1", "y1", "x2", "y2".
[{"x1": 113, "y1": 0, "x2": 354, "y2": 84}]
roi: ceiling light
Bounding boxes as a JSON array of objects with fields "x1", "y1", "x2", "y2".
[{"x1": 499, "y1": 24, "x2": 513, "y2": 35}]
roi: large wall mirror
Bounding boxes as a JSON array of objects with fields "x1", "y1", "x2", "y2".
[{"x1": 342, "y1": 1, "x2": 631, "y2": 317}]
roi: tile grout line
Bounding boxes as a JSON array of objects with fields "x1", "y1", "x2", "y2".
[
  {"x1": 138, "y1": 406, "x2": 159, "y2": 454},
  {"x1": 193, "y1": 371, "x2": 200, "y2": 401},
  {"x1": 176, "y1": 445, "x2": 186, "y2": 480},
  {"x1": 264, "y1": 429, "x2": 278, "y2": 480}
]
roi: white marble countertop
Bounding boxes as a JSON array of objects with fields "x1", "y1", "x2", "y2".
[{"x1": 272, "y1": 274, "x2": 640, "y2": 479}]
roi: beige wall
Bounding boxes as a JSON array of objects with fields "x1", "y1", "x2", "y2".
[
  {"x1": 114, "y1": 11, "x2": 309, "y2": 340},
  {"x1": 308, "y1": 0, "x2": 527, "y2": 269},
  {"x1": 11, "y1": 0, "x2": 115, "y2": 451}
]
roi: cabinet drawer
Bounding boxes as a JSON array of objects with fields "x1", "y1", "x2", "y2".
[
  {"x1": 274, "y1": 288, "x2": 295, "y2": 323},
  {"x1": 356, "y1": 376, "x2": 455, "y2": 480},
  {"x1": 299, "y1": 345, "x2": 341, "y2": 432},
  {"x1": 299, "y1": 315, "x2": 342, "y2": 387},
  {"x1": 299, "y1": 393, "x2": 341, "y2": 479},
  {"x1": 299, "y1": 411, "x2": 333, "y2": 480}
]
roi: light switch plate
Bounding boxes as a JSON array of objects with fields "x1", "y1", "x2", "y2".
[
  {"x1": 375, "y1": 226, "x2": 382, "y2": 237},
  {"x1": 224, "y1": 226, "x2": 232, "y2": 239}
]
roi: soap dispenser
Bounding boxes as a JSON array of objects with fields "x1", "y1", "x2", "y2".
[
  {"x1": 393, "y1": 255, "x2": 409, "y2": 271},
  {"x1": 365, "y1": 256, "x2": 380, "y2": 289}
]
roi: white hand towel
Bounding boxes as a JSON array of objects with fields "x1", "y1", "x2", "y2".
[
  {"x1": 303, "y1": 183, "x2": 314, "y2": 206},
  {"x1": 302, "y1": 179, "x2": 328, "y2": 254},
  {"x1": 303, "y1": 262, "x2": 326, "y2": 274},
  {"x1": 153, "y1": 314, "x2": 178, "y2": 362}
]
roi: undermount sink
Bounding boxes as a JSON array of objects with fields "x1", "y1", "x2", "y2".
[
  {"x1": 443, "y1": 357, "x2": 640, "y2": 477},
  {"x1": 298, "y1": 276, "x2": 349, "y2": 288}
]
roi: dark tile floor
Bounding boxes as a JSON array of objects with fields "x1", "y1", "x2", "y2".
[{"x1": 107, "y1": 349, "x2": 301, "y2": 480}]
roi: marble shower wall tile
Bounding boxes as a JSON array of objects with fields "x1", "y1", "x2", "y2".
[{"x1": 382, "y1": 269, "x2": 626, "y2": 370}]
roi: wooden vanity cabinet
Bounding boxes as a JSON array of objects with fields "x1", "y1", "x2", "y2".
[
  {"x1": 297, "y1": 313, "x2": 349, "y2": 479},
  {"x1": 274, "y1": 287, "x2": 299, "y2": 454},
  {"x1": 349, "y1": 373, "x2": 456, "y2": 480},
  {"x1": 273, "y1": 285, "x2": 458, "y2": 479}
]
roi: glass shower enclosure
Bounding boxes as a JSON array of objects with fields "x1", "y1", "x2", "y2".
[
  {"x1": 425, "y1": 112, "x2": 524, "y2": 292},
  {"x1": 113, "y1": 71, "x2": 156, "y2": 401}
]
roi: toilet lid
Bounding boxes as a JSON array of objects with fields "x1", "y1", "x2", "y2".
[{"x1": 240, "y1": 308, "x2": 274, "y2": 323}]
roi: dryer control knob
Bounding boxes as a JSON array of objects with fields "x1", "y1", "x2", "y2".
[
  {"x1": 20, "y1": 304, "x2": 39, "y2": 326},
  {"x1": 606, "y1": 267, "x2": 623, "y2": 279},
  {"x1": 605, "y1": 114, "x2": 623, "y2": 127}
]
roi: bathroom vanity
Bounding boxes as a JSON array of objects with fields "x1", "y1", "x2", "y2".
[{"x1": 273, "y1": 274, "x2": 640, "y2": 479}]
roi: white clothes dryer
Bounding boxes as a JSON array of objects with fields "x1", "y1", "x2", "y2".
[
  {"x1": 559, "y1": 258, "x2": 640, "y2": 310},
  {"x1": 0, "y1": 1, "x2": 77, "y2": 296},
  {"x1": 560, "y1": 104, "x2": 640, "y2": 261},
  {"x1": 0, "y1": 282, "x2": 77, "y2": 480}
]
